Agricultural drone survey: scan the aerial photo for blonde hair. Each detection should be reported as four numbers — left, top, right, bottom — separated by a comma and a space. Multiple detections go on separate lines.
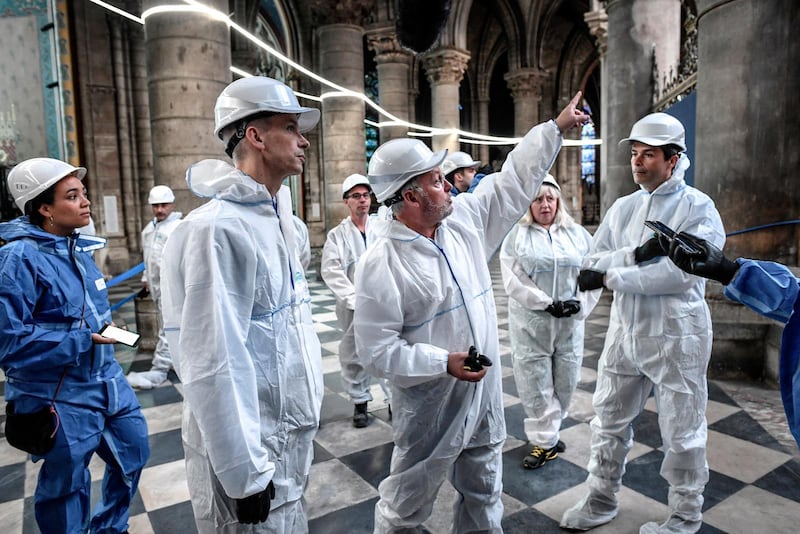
519, 182, 576, 228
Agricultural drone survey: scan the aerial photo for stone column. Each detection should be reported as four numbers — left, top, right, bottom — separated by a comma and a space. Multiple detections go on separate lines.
318, 24, 366, 230
695, 0, 800, 263
422, 47, 470, 153
504, 68, 548, 136
476, 97, 490, 165
142, 0, 231, 211
584, 0, 607, 221
366, 26, 413, 143
129, 26, 154, 227
602, 0, 681, 214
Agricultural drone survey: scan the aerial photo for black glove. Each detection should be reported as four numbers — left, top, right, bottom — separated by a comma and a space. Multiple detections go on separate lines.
463, 346, 493, 372
545, 301, 564, 317
668, 232, 740, 285
236, 481, 276, 525
578, 269, 605, 291
561, 299, 581, 317
546, 300, 582, 318
634, 235, 670, 264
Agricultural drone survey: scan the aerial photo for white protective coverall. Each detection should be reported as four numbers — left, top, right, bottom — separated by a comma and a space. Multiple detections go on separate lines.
321, 216, 389, 404
141, 210, 182, 371
573, 155, 724, 531
500, 219, 598, 449
160, 159, 323, 533
354, 121, 562, 533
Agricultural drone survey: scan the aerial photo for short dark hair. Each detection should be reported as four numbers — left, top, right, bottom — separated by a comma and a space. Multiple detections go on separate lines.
26, 182, 59, 227
661, 144, 683, 160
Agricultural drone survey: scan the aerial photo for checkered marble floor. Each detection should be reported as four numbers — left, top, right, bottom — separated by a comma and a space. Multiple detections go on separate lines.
2, 258, 799, 533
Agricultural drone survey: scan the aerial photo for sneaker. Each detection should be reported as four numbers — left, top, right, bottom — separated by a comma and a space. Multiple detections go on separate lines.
353, 402, 369, 428
560, 491, 619, 531
555, 440, 567, 453
639, 514, 701, 534
522, 445, 558, 469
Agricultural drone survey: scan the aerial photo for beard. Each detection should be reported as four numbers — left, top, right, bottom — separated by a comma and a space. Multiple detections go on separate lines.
420, 191, 453, 222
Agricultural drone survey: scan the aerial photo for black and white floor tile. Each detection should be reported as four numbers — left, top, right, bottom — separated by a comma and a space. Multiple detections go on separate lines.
1, 258, 799, 533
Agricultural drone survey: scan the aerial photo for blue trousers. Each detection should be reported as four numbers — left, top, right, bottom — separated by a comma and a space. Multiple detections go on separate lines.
20, 375, 150, 534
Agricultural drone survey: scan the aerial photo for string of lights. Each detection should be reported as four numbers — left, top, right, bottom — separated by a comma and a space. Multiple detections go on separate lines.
88, 0, 601, 147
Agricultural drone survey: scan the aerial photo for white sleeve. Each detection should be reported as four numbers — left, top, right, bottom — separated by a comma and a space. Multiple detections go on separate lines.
354, 248, 450, 388
320, 227, 357, 309
162, 219, 274, 499
499, 227, 553, 310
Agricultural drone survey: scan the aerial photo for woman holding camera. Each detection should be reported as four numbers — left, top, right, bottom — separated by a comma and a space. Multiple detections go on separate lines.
0, 157, 149, 533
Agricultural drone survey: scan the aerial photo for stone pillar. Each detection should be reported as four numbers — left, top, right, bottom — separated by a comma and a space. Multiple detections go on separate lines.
584, 0, 607, 221
366, 26, 413, 143
504, 68, 548, 136
142, 0, 231, 211
129, 26, 154, 228
422, 47, 470, 153
318, 24, 366, 230
695, 0, 800, 263
602, 0, 681, 214
476, 97, 490, 165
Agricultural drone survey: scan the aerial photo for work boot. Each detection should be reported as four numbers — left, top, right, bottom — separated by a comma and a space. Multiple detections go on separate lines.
353, 402, 369, 428
522, 445, 558, 469
639, 514, 702, 534
560, 491, 619, 531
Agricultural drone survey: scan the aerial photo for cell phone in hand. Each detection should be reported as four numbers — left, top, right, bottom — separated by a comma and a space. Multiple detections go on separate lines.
98, 324, 141, 347
643, 220, 703, 255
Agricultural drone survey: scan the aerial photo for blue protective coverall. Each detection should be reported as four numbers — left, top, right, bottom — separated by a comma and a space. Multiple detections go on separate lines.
0, 218, 150, 534
724, 259, 800, 448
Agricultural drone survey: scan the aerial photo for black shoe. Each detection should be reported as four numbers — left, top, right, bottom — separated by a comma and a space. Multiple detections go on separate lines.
555, 440, 566, 453
522, 445, 558, 469
353, 402, 369, 428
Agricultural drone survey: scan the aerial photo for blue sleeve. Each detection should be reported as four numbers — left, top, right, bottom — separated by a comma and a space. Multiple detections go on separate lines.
780, 306, 800, 449
0, 249, 90, 372
723, 259, 799, 324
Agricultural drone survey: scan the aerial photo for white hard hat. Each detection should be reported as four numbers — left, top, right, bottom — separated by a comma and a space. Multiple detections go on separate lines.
214, 76, 320, 140
7, 157, 87, 212
619, 112, 686, 151
367, 138, 447, 204
148, 185, 175, 204
341, 174, 371, 198
441, 151, 480, 176
539, 174, 560, 192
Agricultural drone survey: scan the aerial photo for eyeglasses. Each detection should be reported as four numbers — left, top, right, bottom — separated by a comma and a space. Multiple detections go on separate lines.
346, 193, 371, 200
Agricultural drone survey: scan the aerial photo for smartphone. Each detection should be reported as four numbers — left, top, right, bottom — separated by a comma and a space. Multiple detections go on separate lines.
98, 324, 141, 347
644, 220, 703, 254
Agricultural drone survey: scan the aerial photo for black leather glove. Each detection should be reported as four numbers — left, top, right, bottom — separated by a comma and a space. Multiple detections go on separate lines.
634, 235, 670, 264
463, 346, 493, 372
578, 269, 605, 291
236, 481, 276, 525
668, 232, 740, 285
545, 301, 564, 317
561, 299, 581, 317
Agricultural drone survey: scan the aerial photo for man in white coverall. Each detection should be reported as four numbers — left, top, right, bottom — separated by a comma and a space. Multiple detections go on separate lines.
353, 93, 589, 533
160, 76, 323, 533
321, 173, 389, 428
560, 113, 725, 534
128, 185, 182, 389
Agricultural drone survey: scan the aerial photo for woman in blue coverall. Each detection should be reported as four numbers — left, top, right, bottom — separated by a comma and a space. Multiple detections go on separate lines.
0, 158, 150, 533
669, 232, 800, 449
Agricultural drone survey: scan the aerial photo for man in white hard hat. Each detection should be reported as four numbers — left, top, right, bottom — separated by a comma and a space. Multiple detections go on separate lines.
321, 174, 390, 428
127, 185, 182, 390
159, 76, 323, 533
441, 151, 481, 195
560, 112, 725, 534
353, 92, 589, 532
